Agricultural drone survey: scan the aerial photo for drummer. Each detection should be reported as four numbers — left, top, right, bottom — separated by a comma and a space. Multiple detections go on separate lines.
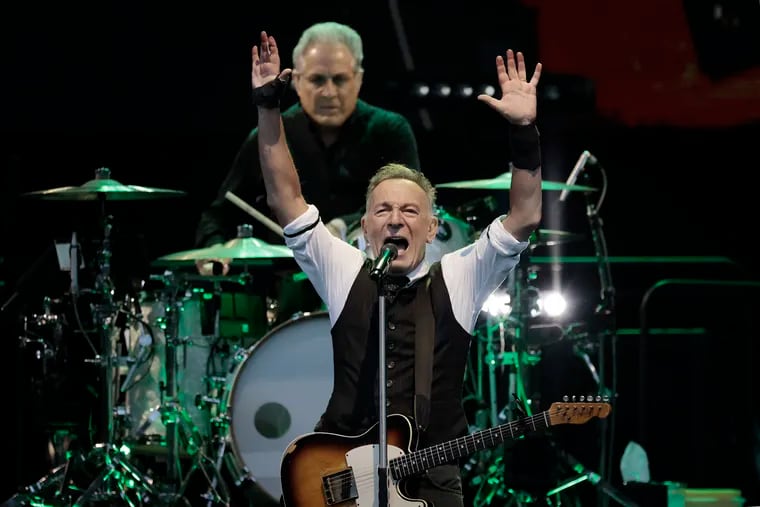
191, 21, 422, 324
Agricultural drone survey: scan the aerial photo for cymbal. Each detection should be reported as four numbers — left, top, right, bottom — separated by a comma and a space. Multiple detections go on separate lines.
155, 237, 294, 262
531, 229, 585, 247
436, 172, 596, 192
22, 167, 186, 201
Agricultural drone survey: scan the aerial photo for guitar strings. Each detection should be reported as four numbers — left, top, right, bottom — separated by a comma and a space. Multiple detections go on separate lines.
323, 406, 602, 493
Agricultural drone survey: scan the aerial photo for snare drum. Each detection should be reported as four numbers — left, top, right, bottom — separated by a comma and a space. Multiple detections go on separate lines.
348, 206, 474, 264
223, 311, 333, 502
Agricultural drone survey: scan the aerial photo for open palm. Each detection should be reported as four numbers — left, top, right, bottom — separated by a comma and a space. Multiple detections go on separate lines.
251, 30, 291, 88
478, 49, 542, 125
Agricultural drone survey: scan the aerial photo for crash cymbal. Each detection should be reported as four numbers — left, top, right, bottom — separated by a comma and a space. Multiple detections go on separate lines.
531, 229, 585, 248
22, 167, 186, 201
436, 172, 596, 192
155, 237, 294, 262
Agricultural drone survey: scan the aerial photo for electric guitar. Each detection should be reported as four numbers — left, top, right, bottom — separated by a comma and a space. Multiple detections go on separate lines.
280, 400, 611, 507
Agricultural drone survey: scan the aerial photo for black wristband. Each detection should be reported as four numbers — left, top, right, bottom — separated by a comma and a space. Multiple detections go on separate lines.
509, 123, 541, 171
251, 73, 292, 109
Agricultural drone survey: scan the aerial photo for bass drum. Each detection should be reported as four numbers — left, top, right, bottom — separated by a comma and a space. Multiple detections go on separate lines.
224, 311, 333, 502
347, 206, 474, 264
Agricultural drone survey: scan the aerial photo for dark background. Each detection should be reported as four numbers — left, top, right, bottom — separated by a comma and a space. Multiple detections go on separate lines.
1, 0, 759, 505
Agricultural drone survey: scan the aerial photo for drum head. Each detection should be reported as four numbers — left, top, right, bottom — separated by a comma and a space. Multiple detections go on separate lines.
227, 311, 333, 501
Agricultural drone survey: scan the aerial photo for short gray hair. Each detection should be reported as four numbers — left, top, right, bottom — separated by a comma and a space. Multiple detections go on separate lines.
292, 21, 364, 72
365, 163, 437, 212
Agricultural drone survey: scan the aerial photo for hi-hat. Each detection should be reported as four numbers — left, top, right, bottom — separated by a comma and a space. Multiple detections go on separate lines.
436, 172, 596, 192
155, 237, 294, 263
22, 167, 186, 201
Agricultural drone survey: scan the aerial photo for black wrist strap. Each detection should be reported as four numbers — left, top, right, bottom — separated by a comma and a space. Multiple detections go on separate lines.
251, 72, 292, 109
509, 123, 541, 171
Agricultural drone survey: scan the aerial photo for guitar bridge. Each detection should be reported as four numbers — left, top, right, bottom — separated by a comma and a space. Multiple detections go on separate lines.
322, 467, 358, 505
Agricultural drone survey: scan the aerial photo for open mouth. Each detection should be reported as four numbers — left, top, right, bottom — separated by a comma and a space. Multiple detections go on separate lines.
384, 236, 409, 252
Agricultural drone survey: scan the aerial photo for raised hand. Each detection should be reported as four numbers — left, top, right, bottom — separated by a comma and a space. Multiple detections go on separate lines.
477, 49, 542, 126
251, 30, 291, 88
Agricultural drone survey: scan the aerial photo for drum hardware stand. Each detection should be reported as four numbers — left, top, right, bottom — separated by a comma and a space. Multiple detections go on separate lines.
502, 255, 539, 420
11, 214, 157, 506
544, 439, 638, 507
473, 242, 595, 506
470, 254, 544, 507
128, 272, 220, 505
154, 274, 209, 504
73, 212, 158, 506
191, 357, 278, 506
195, 383, 234, 507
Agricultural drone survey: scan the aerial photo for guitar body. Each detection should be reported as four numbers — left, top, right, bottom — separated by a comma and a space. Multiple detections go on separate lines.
281, 413, 425, 507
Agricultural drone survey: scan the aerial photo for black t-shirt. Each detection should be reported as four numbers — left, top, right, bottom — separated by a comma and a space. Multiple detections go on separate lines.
195, 99, 421, 247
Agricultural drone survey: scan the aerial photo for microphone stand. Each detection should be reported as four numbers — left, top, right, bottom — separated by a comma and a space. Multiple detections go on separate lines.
368, 244, 398, 507
376, 280, 390, 507
583, 178, 617, 507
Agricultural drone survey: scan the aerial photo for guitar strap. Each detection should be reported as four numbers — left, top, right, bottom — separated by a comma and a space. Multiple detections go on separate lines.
413, 276, 434, 433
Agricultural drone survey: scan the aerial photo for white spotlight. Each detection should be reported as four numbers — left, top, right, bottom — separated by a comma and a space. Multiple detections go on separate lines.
479, 84, 496, 97
433, 83, 451, 97
540, 291, 568, 318
482, 292, 511, 317
457, 84, 474, 97
412, 83, 430, 97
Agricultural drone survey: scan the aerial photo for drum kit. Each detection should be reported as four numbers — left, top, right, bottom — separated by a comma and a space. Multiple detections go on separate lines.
8, 166, 609, 507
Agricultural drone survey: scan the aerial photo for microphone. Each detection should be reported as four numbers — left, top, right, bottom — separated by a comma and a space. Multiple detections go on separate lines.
369, 243, 399, 281
121, 332, 153, 391
70, 232, 79, 297
559, 150, 598, 202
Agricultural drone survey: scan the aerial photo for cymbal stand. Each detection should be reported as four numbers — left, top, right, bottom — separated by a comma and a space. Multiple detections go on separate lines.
94, 214, 116, 443
9, 211, 157, 507
71, 211, 158, 507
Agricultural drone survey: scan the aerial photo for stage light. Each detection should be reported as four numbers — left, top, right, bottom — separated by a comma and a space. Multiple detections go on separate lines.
411, 83, 430, 97
433, 83, 452, 97
538, 290, 568, 318
482, 291, 511, 317
479, 84, 496, 97
457, 84, 474, 98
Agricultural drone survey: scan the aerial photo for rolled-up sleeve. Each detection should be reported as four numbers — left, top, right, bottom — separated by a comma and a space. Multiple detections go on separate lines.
284, 205, 365, 325
441, 216, 530, 333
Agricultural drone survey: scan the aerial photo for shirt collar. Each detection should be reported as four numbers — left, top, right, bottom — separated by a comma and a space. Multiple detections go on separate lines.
405, 260, 430, 286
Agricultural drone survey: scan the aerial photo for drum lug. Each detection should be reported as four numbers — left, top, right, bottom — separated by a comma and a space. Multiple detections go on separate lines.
195, 393, 220, 411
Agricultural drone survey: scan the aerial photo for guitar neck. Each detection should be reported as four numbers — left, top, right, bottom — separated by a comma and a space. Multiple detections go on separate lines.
390, 410, 551, 480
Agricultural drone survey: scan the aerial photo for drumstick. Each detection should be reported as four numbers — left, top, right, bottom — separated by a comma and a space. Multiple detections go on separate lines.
224, 191, 284, 238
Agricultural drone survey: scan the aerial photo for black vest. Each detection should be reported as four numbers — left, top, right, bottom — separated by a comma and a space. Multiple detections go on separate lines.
317, 261, 472, 448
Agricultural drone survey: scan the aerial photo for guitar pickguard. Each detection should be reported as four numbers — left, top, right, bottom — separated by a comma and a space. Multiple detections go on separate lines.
344, 444, 425, 507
